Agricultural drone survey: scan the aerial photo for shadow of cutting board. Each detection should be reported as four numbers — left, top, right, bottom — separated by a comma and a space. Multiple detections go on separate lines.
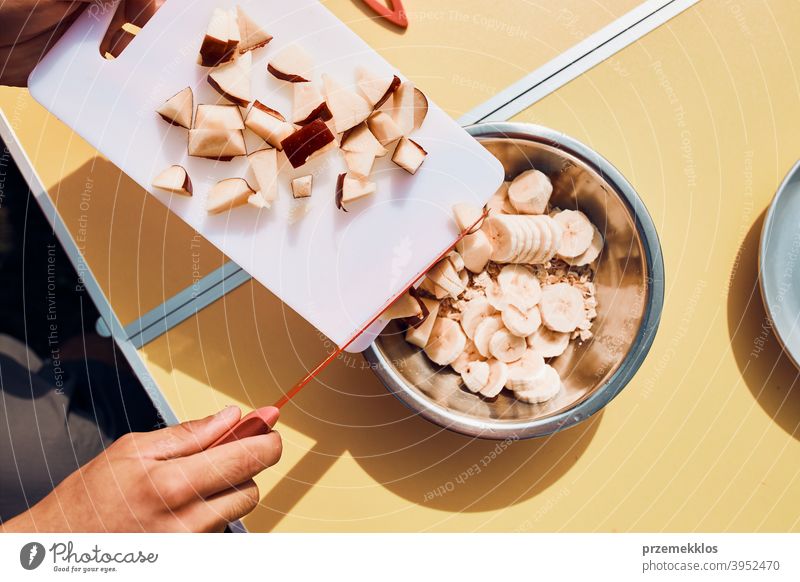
28, 0, 504, 350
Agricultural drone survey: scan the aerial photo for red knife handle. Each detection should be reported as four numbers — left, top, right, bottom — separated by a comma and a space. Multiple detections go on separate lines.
209, 407, 278, 448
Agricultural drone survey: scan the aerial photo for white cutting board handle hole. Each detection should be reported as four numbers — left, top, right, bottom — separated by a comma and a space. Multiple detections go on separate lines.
92, 0, 170, 59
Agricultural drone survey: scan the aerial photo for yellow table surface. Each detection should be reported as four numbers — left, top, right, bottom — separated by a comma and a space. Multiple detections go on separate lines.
3, 0, 799, 532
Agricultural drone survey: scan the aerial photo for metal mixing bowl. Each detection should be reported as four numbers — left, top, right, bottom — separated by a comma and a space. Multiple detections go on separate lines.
363, 122, 665, 439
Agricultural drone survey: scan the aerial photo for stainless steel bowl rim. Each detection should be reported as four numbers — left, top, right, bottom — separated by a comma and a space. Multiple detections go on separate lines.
363, 122, 666, 439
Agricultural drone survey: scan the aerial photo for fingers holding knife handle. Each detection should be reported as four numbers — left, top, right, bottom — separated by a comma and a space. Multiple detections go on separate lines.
208, 406, 280, 448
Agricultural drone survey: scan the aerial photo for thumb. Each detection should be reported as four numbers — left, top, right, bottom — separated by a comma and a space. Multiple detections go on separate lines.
148, 406, 242, 460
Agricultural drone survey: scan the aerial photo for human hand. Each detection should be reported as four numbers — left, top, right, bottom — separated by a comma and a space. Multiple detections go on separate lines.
1, 406, 282, 532
0, 0, 164, 87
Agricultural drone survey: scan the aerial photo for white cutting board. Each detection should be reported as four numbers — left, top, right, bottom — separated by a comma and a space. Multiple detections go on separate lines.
28, 0, 504, 350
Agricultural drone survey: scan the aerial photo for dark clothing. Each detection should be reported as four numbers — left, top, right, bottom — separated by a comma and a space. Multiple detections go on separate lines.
0, 353, 157, 522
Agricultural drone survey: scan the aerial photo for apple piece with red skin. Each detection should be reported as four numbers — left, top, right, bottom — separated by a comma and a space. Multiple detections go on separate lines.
367, 111, 403, 145
244, 101, 295, 150
193, 104, 243, 130
207, 51, 252, 107
292, 82, 332, 125
280, 119, 336, 169
387, 81, 415, 135
335, 173, 376, 211
392, 137, 427, 174
413, 88, 429, 129
268, 44, 313, 82
355, 67, 400, 109
322, 74, 372, 134
292, 175, 313, 199
152, 165, 192, 196
188, 129, 246, 160
247, 148, 278, 206
198, 8, 232, 67
206, 178, 255, 214
224, 8, 241, 59
236, 5, 272, 54
156, 87, 193, 129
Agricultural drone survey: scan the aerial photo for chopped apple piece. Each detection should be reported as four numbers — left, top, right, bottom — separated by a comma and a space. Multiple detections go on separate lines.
335, 173, 376, 211
452, 202, 484, 233
405, 297, 441, 348
225, 9, 241, 57
292, 175, 313, 198
208, 51, 251, 106
413, 87, 429, 129
156, 87, 193, 129
344, 151, 375, 178
236, 5, 272, 53
292, 82, 332, 125
268, 44, 313, 82
151, 165, 192, 196
199, 8, 233, 67
382, 290, 423, 320
355, 67, 400, 109
340, 123, 386, 157
392, 137, 427, 174
322, 74, 372, 134
206, 178, 255, 214
367, 111, 403, 145
280, 119, 335, 168
188, 129, 246, 160
388, 81, 415, 135
247, 193, 269, 209
194, 104, 244, 130
244, 101, 295, 149
247, 148, 278, 205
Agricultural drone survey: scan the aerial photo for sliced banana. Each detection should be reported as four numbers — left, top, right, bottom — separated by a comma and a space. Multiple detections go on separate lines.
480, 359, 509, 398
460, 298, 496, 339
424, 317, 467, 365
514, 364, 562, 404
461, 360, 490, 393
488, 329, 527, 363
505, 349, 545, 391
485, 181, 515, 215
473, 315, 504, 358
554, 209, 594, 258
485, 281, 509, 311
528, 326, 570, 358
501, 303, 542, 337
539, 283, 585, 333
451, 339, 485, 373
497, 265, 542, 309
483, 215, 518, 263
529, 217, 552, 264
456, 229, 493, 273
562, 224, 603, 266
543, 215, 564, 263
507, 169, 552, 215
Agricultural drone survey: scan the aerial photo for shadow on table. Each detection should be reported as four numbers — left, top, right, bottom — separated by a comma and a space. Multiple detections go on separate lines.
142, 278, 600, 530
45, 158, 226, 326
727, 210, 800, 440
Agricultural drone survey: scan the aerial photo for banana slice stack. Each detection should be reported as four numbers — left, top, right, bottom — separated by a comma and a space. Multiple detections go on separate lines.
382, 166, 604, 405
